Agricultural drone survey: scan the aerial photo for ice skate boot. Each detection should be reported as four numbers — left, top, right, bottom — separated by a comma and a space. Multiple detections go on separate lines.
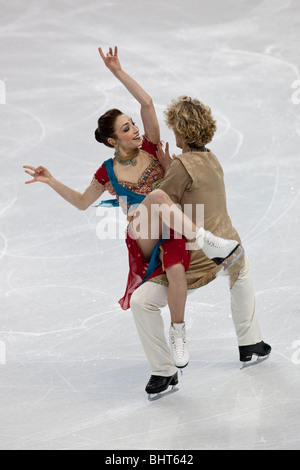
146, 372, 179, 401
195, 228, 244, 270
240, 341, 272, 369
169, 323, 190, 369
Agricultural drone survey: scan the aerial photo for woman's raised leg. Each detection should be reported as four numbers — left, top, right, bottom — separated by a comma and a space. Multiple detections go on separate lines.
130, 188, 243, 269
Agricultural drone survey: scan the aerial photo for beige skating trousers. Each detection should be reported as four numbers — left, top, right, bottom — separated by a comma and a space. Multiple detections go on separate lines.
130, 256, 262, 377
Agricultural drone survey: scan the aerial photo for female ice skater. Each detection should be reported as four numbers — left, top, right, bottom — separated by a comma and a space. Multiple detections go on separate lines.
23, 46, 242, 372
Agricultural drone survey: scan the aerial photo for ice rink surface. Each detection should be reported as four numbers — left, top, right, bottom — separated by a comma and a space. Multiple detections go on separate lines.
0, 0, 300, 451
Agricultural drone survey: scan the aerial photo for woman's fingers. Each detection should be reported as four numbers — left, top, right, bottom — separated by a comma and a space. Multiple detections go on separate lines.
98, 47, 106, 60
99, 47, 112, 60
24, 169, 35, 177
98, 46, 118, 64
23, 165, 36, 171
24, 166, 44, 175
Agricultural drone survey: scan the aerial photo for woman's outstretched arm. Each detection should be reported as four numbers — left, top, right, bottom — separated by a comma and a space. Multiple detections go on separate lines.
99, 46, 160, 144
23, 165, 105, 210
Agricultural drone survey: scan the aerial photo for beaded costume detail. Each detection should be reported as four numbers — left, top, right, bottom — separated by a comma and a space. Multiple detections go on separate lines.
117, 155, 164, 196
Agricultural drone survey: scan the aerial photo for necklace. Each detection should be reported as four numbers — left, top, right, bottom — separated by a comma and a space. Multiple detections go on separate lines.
115, 149, 139, 166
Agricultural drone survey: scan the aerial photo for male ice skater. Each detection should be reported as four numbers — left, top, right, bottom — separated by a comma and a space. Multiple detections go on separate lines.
130, 96, 271, 400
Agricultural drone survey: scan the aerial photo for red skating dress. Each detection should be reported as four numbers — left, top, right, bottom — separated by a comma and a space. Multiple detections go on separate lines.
93, 136, 191, 310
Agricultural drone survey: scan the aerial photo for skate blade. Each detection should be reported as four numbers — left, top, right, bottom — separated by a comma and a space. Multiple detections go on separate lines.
148, 385, 179, 402
222, 245, 245, 270
240, 354, 270, 370
175, 362, 189, 370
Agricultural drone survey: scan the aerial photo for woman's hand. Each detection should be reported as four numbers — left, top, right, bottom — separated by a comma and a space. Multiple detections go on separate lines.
99, 46, 122, 75
23, 165, 53, 185
156, 142, 174, 172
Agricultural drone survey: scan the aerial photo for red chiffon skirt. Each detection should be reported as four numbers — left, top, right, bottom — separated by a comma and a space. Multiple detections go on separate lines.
119, 226, 191, 310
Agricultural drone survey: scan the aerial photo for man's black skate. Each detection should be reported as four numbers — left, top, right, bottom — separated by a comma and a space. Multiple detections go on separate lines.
239, 341, 272, 369
146, 372, 179, 401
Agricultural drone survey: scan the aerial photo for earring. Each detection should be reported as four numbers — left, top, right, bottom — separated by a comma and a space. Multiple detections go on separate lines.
114, 142, 120, 158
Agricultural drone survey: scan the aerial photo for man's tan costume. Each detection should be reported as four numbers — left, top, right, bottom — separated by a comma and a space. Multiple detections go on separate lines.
131, 150, 262, 377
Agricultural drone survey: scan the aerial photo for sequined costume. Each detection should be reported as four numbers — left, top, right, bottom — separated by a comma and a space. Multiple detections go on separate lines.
93, 136, 191, 310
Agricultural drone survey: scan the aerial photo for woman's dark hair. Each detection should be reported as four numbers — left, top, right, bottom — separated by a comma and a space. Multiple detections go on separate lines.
95, 108, 123, 148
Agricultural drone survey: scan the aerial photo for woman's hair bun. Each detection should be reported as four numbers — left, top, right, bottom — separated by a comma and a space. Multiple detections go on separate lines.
94, 128, 103, 144
94, 108, 123, 148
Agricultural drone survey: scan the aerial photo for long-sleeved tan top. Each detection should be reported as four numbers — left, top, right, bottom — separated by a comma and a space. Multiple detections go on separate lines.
150, 149, 245, 289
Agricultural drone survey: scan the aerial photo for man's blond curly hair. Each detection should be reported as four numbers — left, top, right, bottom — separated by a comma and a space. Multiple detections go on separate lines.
164, 96, 217, 147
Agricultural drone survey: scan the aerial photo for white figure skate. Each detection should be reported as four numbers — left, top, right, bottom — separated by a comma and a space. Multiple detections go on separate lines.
169, 323, 190, 369
196, 228, 244, 270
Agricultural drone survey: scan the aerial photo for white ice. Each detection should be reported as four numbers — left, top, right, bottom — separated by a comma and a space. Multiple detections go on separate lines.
0, 0, 300, 451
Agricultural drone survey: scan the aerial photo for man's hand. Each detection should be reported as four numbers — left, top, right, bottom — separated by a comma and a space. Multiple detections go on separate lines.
104, 181, 117, 195
156, 142, 174, 172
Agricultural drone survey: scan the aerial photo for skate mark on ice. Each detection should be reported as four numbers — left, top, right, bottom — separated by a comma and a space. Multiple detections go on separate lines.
244, 164, 280, 243
52, 366, 78, 394
0, 197, 18, 218
0, 104, 46, 162
221, 47, 300, 81
0, 0, 50, 35
246, 190, 300, 244
214, 111, 244, 160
